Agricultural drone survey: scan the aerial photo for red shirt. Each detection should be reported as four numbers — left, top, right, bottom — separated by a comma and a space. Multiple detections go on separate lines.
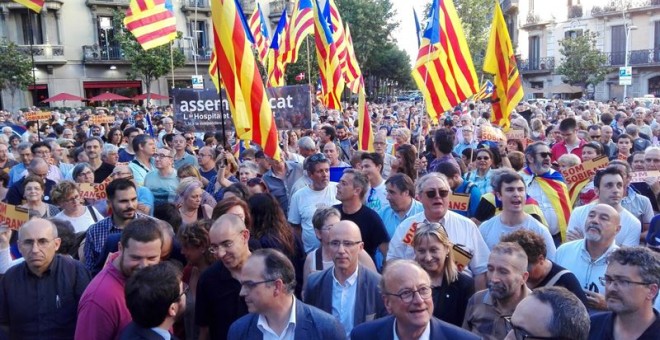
551, 139, 586, 162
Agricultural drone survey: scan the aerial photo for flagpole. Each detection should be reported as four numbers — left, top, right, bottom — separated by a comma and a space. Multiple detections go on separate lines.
215, 61, 227, 149
170, 41, 175, 88
27, 8, 40, 141
305, 35, 312, 89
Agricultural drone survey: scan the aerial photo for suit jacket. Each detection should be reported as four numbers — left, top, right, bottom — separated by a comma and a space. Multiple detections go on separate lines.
304, 265, 387, 326
119, 322, 180, 340
350, 315, 480, 340
227, 299, 344, 339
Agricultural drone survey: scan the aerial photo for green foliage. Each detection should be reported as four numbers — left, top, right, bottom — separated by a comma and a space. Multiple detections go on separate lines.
112, 11, 185, 95
556, 30, 611, 87
369, 43, 413, 89
284, 37, 319, 85
0, 40, 33, 93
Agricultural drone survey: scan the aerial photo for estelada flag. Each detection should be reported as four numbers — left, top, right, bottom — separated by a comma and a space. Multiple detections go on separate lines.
12, 0, 44, 13
124, 0, 177, 50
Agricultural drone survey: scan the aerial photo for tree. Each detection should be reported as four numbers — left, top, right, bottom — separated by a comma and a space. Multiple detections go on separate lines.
112, 11, 185, 100
555, 30, 611, 87
0, 40, 33, 109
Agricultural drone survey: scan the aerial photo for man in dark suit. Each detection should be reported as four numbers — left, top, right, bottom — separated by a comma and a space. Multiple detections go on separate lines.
304, 220, 387, 336
120, 262, 184, 340
228, 248, 345, 339
350, 260, 478, 340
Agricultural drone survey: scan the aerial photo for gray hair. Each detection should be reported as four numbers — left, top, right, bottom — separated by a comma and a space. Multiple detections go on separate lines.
531, 287, 591, 340
608, 247, 660, 296
414, 172, 449, 197
102, 143, 119, 158
342, 168, 370, 201
238, 160, 259, 174
312, 206, 341, 230
72, 162, 93, 180
645, 146, 660, 156
298, 136, 316, 151
16, 142, 32, 152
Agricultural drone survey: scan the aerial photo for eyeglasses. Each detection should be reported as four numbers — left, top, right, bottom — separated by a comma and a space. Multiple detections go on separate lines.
504, 316, 570, 340
239, 279, 277, 291
64, 195, 80, 204
186, 137, 195, 141
476, 156, 490, 161
599, 276, 651, 288
247, 177, 265, 187
328, 240, 363, 249
208, 231, 243, 253
536, 152, 552, 158
424, 189, 449, 199
20, 238, 58, 249
308, 153, 327, 162
590, 135, 601, 139
171, 283, 190, 304
383, 286, 433, 303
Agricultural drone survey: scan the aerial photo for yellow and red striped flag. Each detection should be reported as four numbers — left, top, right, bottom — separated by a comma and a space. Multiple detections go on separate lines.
208, 49, 219, 91
267, 9, 288, 87
248, 3, 270, 68
281, 0, 314, 64
313, 0, 344, 110
12, 0, 43, 12
124, 0, 177, 50
344, 23, 362, 94
483, 0, 524, 130
325, 0, 349, 76
211, 0, 281, 160
357, 78, 374, 152
411, 0, 478, 123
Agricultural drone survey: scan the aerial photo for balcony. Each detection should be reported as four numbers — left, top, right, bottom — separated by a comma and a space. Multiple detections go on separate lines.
603, 49, 660, 67
17, 44, 66, 65
82, 44, 128, 63
500, 0, 519, 14
85, 0, 129, 9
178, 46, 213, 63
269, 0, 294, 19
592, 0, 660, 18
568, 5, 583, 19
0, 0, 64, 10
518, 57, 555, 74
181, 0, 211, 15
520, 13, 552, 30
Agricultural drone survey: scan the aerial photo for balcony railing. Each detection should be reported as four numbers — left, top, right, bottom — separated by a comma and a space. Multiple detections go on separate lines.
178, 46, 213, 62
604, 49, 660, 67
85, 0, 129, 7
568, 5, 583, 19
518, 57, 555, 73
592, 0, 660, 17
17, 44, 66, 64
82, 44, 125, 62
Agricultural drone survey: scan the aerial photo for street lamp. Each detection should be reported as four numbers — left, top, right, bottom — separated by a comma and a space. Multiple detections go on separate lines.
623, 23, 637, 99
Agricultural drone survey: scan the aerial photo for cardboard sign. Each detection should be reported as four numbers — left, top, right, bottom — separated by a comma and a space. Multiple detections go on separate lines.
505, 129, 525, 140
0, 203, 29, 230
480, 125, 501, 142
90, 115, 116, 125
630, 170, 660, 183
79, 177, 113, 201
401, 221, 472, 272
561, 156, 609, 184
25, 111, 52, 121
448, 193, 470, 212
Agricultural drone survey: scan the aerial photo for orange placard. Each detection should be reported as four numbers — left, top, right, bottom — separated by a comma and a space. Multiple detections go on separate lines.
448, 193, 470, 212
630, 170, 660, 183
0, 203, 29, 230
79, 176, 113, 201
560, 156, 609, 184
25, 111, 52, 121
90, 115, 116, 125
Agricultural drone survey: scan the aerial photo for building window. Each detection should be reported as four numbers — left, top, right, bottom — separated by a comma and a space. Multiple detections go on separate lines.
189, 20, 209, 58
611, 25, 625, 65
655, 22, 660, 62
97, 16, 120, 60
565, 30, 583, 39
529, 36, 540, 69
20, 12, 43, 45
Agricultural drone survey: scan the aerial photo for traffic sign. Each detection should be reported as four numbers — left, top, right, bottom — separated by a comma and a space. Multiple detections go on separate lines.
619, 66, 632, 86
192, 75, 204, 89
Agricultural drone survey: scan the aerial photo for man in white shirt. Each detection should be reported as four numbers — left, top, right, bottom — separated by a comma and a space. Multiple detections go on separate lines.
566, 166, 641, 246
555, 204, 621, 311
479, 169, 556, 260
289, 153, 339, 252
361, 152, 389, 212
386, 173, 490, 290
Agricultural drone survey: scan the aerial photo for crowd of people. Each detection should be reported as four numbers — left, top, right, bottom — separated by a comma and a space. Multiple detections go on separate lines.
0, 97, 659, 340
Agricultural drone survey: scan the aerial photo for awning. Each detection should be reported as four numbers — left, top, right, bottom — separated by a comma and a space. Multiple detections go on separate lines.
83, 81, 141, 89
27, 84, 47, 90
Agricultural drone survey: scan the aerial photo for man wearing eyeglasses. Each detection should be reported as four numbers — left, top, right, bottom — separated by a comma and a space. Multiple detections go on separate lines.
229, 248, 344, 339
0, 218, 91, 339
196, 214, 251, 340
463, 242, 532, 339
350, 260, 478, 339
144, 148, 179, 206
304, 221, 386, 336
120, 262, 186, 340
588, 247, 660, 340
4, 157, 57, 205
504, 286, 590, 340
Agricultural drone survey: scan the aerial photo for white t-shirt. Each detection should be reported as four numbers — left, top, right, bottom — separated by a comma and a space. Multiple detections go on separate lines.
55, 206, 103, 233
479, 214, 556, 261
288, 183, 339, 252
555, 239, 619, 295
386, 210, 490, 276
366, 180, 389, 213
567, 203, 641, 247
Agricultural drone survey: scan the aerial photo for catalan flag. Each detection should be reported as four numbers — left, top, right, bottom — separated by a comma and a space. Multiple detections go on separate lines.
473, 80, 495, 101
248, 3, 270, 68
344, 23, 362, 94
411, 0, 478, 123
313, 0, 344, 110
324, 0, 349, 78
124, 0, 177, 50
281, 0, 314, 64
267, 10, 288, 87
357, 78, 374, 152
483, 0, 524, 130
208, 50, 219, 90
211, 0, 280, 160
12, 0, 43, 13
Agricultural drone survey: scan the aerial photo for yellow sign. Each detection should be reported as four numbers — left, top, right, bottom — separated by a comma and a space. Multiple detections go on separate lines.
480, 125, 505, 142
448, 193, 470, 212
25, 111, 52, 121
560, 156, 609, 184
79, 177, 113, 201
630, 170, 660, 183
0, 203, 29, 230
90, 115, 116, 125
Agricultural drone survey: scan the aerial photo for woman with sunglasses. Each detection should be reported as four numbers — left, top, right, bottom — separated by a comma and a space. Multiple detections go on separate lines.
463, 148, 494, 194
246, 177, 269, 196
176, 178, 213, 226
412, 222, 474, 327
51, 180, 102, 233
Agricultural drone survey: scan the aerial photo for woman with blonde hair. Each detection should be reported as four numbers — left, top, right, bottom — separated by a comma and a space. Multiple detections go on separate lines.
176, 178, 213, 225
412, 221, 474, 327
177, 164, 217, 207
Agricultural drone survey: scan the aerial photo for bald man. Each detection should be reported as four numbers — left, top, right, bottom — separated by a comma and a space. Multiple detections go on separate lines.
5, 157, 57, 205
196, 215, 251, 340
350, 260, 478, 339
304, 221, 386, 336
556, 204, 621, 311
0, 219, 91, 339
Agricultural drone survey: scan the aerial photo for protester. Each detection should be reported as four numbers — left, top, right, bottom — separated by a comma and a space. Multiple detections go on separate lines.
176, 178, 213, 225
51, 180, 103, 233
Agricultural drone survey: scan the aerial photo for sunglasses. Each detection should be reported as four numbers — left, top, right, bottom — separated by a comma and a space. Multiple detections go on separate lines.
424, 189, 449, 199
247, 177, 265, 187
536, 152, 552, 158
476, 156, 490, 161
308, 153, 327, 162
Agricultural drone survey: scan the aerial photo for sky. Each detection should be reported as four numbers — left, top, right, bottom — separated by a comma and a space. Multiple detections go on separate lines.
391, 0, 427, 67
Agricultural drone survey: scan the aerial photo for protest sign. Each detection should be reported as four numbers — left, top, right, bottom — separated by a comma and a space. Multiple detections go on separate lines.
480, 125, 504, 142
505, 129, 525, 140
448, 193, 470, 212
90, 115, 116, 125
630, 170, 660, 183
560, 156, 609, 184
25, 112, 52, 121
0, 203, 29, 230
172, 84, 312, 133
79, 177, 113, 201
